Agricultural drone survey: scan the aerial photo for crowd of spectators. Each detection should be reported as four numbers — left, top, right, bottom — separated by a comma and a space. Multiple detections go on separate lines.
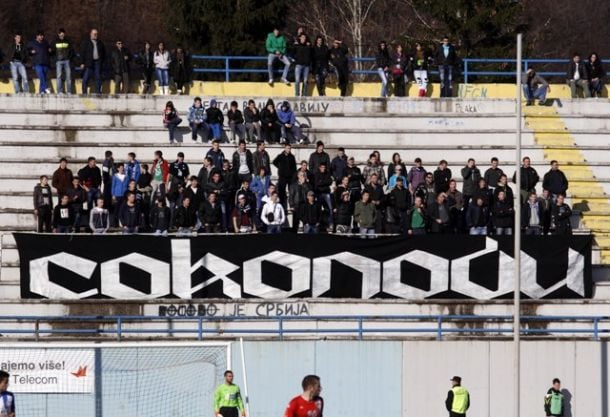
33, 141, 575, 237
5, 27, 605, 98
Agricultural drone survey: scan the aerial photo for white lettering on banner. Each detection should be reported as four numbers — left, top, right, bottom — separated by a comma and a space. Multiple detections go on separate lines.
312, 252, 380, 298
451, 238, 511, 298
171, 240, 241, 298
243, 251, 311, 298
0, 349, 94, 393
521, 248, 585, 298
383, 251, 450, 298
30, 252, 98, 299
100, 253, 170, 298
22, 238, 588, 299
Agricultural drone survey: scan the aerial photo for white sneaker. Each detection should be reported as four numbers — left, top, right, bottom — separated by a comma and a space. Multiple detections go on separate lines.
268, 79, 274, 86
298, 138, 304, 145
45, 88, 51, 94
281, 78, 290, 85
279, 137, 286, 144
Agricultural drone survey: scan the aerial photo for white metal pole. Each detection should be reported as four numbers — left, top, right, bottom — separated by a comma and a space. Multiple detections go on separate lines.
240, 338, 251, 417
514, 33, 523, 417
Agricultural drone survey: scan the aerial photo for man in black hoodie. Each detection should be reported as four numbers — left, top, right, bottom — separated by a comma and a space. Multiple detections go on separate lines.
110, 39, 131, 94
273, 143, 297, 209
294, 33, 312, 96
435, 36, 458, 98
314, 163, 334, 230
376, 41, 391, 97
512, 156, 539, 203
52, 28, 74, 94
330, 39, 349, 96
312, 36, 330, 96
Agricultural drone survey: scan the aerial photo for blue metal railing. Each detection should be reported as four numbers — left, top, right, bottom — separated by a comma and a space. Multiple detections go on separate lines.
190, 55, 571, 83
0, 314, 608, 341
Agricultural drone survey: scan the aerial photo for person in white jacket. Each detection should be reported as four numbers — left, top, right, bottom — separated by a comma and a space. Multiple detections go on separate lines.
154, 42, 171, 94
261, 192, 285, 234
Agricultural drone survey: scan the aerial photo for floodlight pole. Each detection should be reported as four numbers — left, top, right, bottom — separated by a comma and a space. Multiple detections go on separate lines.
514, 32, 523, 417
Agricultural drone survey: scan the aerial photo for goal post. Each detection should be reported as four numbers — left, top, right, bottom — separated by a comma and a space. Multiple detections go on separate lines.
0, 341, 231, 417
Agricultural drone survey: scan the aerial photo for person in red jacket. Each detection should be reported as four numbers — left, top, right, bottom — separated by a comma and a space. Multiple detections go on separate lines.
150, 150, 170, 204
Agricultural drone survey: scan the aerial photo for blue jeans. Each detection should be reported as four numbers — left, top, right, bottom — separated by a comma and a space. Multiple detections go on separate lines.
294, 65, 310, 96
523, 85, 548, 102
469, 226, 487, 235
304, 224, 317, 234
165, 118, 182, 142
87, 187, 101, 210
439, 65, 453, 97
56, 225, 72, 234
34, 64, 49, 93
209, 123, 222, 140
377, 68, 389, 97
267, 225, 282, 234
496, 227, 512, 235
82, 60, 102, 94
267, 54, 290, 81
280, 124, 302, 143
359, 227, 375, 238
315, 67, 327, 96
156, 68, 169, 86
10, 61, 29, 93
56, 60, 72, 93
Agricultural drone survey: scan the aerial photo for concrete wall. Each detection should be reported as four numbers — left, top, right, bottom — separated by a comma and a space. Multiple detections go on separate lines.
229, 340, 609, 417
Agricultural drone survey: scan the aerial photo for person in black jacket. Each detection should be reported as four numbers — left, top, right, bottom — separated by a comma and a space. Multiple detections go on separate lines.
376, 41, 391, 97
435, 36, 458, 98
260, 99, 281, 143
231, 140, 254, 182
52, 29, 74, 94
587, 53, 606, 98
150, 198, 170, 236
542, 160, 569, 200
227, 101, 246, 143
119, 192, 141, 234
34, 175, 54, 232
329, 39, 349, 96
200, 192, 222, 233
392, 44, 409, 97
78, 157, 103, 209
294, 34, 312, 96
433, 160, 452, 194
314, 163, 334, 230
427, 193, 451, 234
312, 36, 330, 96
300, 191, 322, 234
551, 194, 572, 235
53, 195, 75, 234
512, 156, 540, 203
566, 52, 591, 98
206, 99, 225, 142
171, 46, 191, 94
9, 33, 29, 93
388, 177, 411, 233
27, 31, 52, 94
289, 171, 311, 233
244, 99, 262, 142
110, 39, 131, 94
272, 143, 297, 208
138, 41, 155, 94
491, 191, 514, 235
80, 29, 106, 94
174, 197, 197, 236
466, 197, 490, 235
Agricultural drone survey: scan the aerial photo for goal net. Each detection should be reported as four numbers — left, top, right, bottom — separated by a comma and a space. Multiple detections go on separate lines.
0, 342, 230, 417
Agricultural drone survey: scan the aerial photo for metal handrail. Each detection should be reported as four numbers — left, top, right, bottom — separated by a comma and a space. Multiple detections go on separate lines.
0, 314, 608, 341
188, 55, 574, 82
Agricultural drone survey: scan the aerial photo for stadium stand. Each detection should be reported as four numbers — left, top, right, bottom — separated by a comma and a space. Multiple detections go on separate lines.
0, 94, 608, 300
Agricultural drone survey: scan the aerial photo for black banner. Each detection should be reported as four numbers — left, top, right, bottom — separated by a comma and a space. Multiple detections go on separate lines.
14, 233, 592, 300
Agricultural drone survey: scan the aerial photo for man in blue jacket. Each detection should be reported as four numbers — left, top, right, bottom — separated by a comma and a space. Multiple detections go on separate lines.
278, 101, 304, 144
28, 31, 52, 94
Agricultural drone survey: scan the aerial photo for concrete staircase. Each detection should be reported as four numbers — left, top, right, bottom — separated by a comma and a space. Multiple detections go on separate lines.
0, 94, 608, 299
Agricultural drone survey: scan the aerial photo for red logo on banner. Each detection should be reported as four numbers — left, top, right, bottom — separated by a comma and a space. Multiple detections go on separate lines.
71, 366, 87, 378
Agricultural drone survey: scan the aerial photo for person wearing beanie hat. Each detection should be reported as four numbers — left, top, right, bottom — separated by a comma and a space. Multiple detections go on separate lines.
446, 376, 470, 417
206, 98, 224, 142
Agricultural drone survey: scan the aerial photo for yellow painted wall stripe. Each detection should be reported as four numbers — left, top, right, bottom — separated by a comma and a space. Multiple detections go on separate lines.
524, 106, 610, 263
